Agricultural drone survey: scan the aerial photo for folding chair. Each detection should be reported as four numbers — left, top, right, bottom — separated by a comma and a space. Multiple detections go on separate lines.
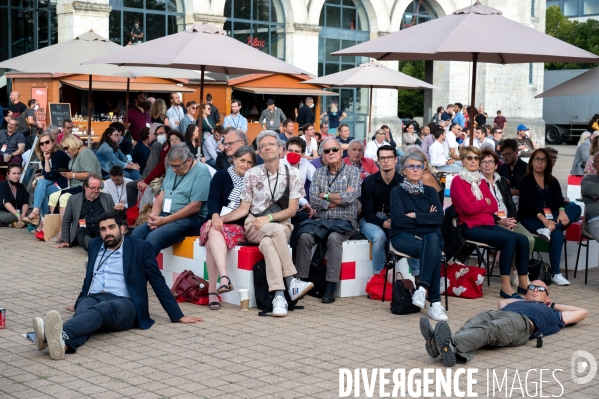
574, 217, 594, 285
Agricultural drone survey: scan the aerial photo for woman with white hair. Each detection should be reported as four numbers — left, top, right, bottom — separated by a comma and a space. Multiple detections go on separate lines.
365, 129, 389, 161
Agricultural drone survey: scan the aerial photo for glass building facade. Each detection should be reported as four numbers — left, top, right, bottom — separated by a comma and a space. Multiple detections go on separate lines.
547, 0, 599, 17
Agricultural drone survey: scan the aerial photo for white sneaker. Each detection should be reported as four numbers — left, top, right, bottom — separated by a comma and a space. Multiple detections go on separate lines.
536, 228, 551, 242
428, 303, 448, 322
412, 287, 426, 308
552, 273, 570, 286
272, 295, 288, 317
287, 278, 314, 302
44, 310, 65, 360
510, 268, 519, 287
32, 317, 46, 351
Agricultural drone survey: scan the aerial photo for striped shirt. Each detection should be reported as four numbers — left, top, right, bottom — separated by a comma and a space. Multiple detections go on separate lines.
309, 163, 360, 220
89, 242, 130, 298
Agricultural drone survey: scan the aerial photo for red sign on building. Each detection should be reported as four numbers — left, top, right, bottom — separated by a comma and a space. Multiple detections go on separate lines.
247, 36, 265, 49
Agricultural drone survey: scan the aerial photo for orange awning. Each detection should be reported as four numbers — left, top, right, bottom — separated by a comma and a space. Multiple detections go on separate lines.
60, 80, 195, 93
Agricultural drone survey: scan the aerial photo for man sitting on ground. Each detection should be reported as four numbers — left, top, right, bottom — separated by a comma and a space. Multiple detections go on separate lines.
0, 118, 26, 165
103, 166, 131, 220
295, 137, 360, 303
56, 175, 114, 252
33, 212, 202, 360
420, 280, 588, 367
359, 145, 403, 273
220, 130, 313, 317
132, 144, 211, 255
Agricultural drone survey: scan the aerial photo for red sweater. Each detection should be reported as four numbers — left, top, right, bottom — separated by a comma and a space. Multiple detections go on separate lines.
450, 176, 498, 228
343, 157, 379, 180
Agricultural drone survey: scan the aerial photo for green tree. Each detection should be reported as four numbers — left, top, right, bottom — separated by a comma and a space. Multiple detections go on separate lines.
397, 60, 425, 118
545, 5, 599, 70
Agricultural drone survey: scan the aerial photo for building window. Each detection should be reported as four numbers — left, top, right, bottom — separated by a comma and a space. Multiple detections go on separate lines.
531, 0, 536, 16
0, 0, 57, 62
401, 0, 438, 29
529, 63, 533, 85
108, 0, 186, 46
318, 0, 370, 138
584, 0, 599, 15
224, 0, 286, 60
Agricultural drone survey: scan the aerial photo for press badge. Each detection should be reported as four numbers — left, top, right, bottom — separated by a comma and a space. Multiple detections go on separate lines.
0, 144, 6, 152
543, 208, 553, 220
497, 210, 506, 219
78, 219, 86, 228
269, 120, 274, 126
163, 198, 172, 213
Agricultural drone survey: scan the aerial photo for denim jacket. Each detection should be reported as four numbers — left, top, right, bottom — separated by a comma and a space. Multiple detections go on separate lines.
96, 142, 128, 173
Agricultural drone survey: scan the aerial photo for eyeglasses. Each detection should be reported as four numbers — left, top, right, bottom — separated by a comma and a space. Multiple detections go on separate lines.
532, 157, 547, 163
403, 164, 425, 171
501, 151, 515, 157
40, 140, 52, 146
169, 158, 190, 170
87, 186, 101, 191
464, 155, 480, 161
190, 106, 197, 110
480, 160, 495, 166
62, 147, 70, 151
376, 132, 386, 136
111, 133, 120, 137
378, 155, 396, 163
224, 140, 242, 148
323, 147, 340, 155
527, 284, 548, 294
453, 127, 463, 131
7, 123, 17, 127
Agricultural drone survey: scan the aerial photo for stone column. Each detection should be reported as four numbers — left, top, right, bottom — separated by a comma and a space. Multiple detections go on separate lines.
286, 24, 321, 77
57, 0, 111, 43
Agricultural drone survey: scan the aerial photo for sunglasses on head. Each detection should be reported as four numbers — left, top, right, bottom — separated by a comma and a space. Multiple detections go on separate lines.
528, 284, 548, 293
40, 140, 52, 146
323, 147, 340, 154
62, 147, 69, 151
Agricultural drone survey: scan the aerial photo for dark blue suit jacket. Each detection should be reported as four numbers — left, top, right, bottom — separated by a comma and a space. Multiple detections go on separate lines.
76, 236, 184, 329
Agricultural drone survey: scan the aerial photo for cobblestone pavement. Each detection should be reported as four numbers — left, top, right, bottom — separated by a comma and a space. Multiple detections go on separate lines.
1, 144, 598, 398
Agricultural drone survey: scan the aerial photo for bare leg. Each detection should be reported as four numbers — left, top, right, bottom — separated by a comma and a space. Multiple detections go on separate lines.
205, 242, 220, 307
207, 229, 229, 280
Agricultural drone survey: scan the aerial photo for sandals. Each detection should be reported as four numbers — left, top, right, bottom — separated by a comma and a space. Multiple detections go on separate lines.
208, 293, 220, 310
216, 276, 234, 294
23, 212, 40, 226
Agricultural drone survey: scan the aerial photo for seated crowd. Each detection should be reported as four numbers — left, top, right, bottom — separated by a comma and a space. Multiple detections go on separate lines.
0, 105, 584, 325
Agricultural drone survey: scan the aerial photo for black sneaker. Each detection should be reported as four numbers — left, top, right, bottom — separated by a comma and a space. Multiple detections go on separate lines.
434, 321, 456, 367
419, 317, 439, 358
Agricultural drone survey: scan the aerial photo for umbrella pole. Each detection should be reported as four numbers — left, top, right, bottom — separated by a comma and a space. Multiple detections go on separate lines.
199, 65, 205, 152
368, 86, 373, 138
125, 78, 130, 130
469, 52, 479, 146
88, 75, 93, 148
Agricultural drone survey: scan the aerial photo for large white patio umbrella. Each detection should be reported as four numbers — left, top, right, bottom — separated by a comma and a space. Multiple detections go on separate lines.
333, 1, 599, 145
0, 31, 211, 134
300, 61, 438, 135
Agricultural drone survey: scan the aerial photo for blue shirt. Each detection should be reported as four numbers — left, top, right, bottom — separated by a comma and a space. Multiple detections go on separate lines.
223, 114, 248, 133
503, 301, 565, 338
89, 242, 131, 298
453, 112, 465, 128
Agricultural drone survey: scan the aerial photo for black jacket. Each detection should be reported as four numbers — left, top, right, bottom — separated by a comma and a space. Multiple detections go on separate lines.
360, 171, 403, 228
206, 170, 245, 226
440, 205, 467, 261
297, 105, 314, 126
119, 137, 133, 156
517, 174, 565, 220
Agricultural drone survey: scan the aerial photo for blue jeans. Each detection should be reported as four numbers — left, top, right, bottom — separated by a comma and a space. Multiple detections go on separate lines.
390, 232, 444, 303
359, 219, 388, 273
407, 258, 420, 276
132, 212, 204, 256
33, 179, 60, 215
63, 293, 136, 352
123, 169, 141, 180
461, 224, 529, 276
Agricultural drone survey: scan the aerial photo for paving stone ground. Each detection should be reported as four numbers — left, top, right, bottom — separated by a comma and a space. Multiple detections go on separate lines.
1, 144, 598, 399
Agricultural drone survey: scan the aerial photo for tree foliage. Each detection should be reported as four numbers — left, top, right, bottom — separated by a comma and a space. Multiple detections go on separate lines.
397, 60, 425, 118
545, 6, 599, 70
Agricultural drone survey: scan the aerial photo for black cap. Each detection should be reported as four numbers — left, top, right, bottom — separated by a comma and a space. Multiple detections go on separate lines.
266, 99, 275, 105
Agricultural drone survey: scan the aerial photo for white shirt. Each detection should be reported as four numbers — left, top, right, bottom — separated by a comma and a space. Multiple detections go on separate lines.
282, 157, 315, 207
102, 177, 132, 208
300, 135, 318, 157
364, 139, 389, 161
488, 173, 508, 215
429, 140, 449, 167
445, 131, 458, 150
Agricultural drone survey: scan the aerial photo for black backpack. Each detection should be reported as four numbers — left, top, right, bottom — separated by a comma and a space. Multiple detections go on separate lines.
390, 273, 421, 315
253, 259, 302, 316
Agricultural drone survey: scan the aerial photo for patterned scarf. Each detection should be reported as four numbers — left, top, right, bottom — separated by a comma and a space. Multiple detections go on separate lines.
227, 166, 244, 209
400, 179, 424, 195
458, 168, 484, 200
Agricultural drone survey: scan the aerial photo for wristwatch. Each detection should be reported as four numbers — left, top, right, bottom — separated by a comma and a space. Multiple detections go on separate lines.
72, 172, 75, 179
550, 302, 556, 309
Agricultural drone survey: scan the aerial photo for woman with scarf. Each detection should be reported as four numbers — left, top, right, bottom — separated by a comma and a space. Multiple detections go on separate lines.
199, 146, 256, 310
389, 151, 447, 321
450, 146, 530, 299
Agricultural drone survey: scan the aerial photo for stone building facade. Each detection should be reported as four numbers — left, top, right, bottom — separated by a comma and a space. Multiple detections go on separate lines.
1, 0, 548, 141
